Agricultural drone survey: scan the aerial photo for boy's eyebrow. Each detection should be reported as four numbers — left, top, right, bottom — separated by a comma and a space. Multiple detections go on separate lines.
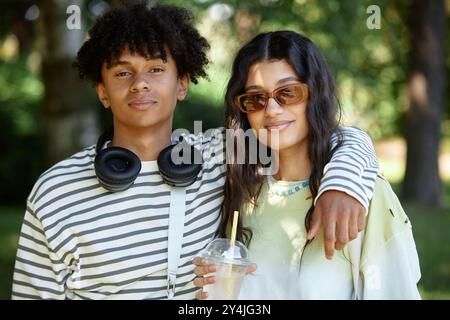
245, 76, 300, 91
107, 55, 166, 69
107, 60, 132, 69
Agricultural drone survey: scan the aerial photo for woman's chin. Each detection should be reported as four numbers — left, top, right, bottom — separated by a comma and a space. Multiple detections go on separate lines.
271, 138, 308, 152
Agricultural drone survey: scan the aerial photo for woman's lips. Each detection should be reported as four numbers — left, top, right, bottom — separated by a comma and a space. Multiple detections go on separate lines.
264, 121, 294, 131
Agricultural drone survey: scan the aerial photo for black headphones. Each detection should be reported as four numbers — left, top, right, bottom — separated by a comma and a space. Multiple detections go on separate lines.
94, 128, 202, 192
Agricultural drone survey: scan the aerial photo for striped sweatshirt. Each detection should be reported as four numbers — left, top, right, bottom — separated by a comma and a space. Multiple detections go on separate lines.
12, 126, 379, 300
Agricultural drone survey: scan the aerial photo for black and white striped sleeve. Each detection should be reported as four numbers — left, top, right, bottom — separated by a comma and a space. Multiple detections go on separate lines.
315, 127, 379, 212
11, 200, 68, 300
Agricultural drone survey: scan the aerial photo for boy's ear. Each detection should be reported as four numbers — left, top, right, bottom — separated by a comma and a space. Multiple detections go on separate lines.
177, 74, 190, 101
95, 83, 110, 108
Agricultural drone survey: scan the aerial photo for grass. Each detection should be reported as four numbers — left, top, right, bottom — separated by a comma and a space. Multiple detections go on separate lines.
0, 206, 23, 300
407, 205, 450, 300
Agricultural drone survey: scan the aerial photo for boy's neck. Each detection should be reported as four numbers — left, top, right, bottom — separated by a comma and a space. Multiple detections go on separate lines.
273, 140, 311, 181
110, 121, 173, 161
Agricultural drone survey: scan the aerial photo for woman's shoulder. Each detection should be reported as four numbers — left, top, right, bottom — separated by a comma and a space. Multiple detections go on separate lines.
370, 175, 406, 215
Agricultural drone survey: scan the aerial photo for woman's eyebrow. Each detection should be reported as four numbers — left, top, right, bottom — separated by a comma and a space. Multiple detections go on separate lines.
245, 77, 300, 91
245, 84, 263, 91
276, 76, 300, 85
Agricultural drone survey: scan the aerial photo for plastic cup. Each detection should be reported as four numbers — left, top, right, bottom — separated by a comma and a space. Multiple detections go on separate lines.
199, 238, 251, 300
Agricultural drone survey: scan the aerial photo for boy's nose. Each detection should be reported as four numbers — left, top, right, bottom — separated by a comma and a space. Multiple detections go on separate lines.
131, 75, 151, 92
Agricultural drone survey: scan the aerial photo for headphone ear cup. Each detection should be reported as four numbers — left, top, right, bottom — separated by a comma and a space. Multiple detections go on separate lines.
94, 146, 142, 192
157, 143, 202, 187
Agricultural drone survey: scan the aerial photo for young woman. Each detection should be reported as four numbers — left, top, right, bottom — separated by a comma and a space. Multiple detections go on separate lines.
193, 31, 421, 299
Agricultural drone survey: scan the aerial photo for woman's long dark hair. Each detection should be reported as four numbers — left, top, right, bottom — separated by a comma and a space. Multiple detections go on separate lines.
220, 31, 343, 247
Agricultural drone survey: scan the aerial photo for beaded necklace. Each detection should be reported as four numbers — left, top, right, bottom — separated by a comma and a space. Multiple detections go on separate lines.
267, 175, 309, 197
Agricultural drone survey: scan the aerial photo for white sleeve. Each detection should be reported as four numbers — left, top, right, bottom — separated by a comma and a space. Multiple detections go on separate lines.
359, 177, 421, 300
360, 230, 421, 300
315, 127, 379, 212
12, 200, 68, 299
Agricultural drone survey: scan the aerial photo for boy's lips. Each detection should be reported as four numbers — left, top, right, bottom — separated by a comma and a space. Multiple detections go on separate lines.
128, 99, 157, 110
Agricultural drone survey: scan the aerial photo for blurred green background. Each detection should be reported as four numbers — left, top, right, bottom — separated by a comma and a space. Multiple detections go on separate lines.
0, 0, 449, 299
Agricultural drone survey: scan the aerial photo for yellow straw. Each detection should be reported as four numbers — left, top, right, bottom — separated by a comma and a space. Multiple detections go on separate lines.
221, 210, 240, 299
225, 210, 239, 278
230, 210, 239, 251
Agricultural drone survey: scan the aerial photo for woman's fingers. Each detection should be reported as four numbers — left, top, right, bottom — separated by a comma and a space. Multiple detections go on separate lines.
246, 263, 257, 275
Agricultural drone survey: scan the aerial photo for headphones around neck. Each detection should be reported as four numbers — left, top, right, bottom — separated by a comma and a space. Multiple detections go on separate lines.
94, 128, 202, 192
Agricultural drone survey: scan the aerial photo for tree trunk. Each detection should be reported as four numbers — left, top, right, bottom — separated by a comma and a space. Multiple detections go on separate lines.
37, 0, 99, 166
402, 0, 447, 206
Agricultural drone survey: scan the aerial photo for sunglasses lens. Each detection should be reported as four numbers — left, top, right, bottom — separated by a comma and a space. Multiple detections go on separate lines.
239, 94, 266, 112
237, 84, 308, 112
275, 85, 306, 105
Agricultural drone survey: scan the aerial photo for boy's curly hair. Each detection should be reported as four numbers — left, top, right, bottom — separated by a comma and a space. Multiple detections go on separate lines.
74, 3, 210, 84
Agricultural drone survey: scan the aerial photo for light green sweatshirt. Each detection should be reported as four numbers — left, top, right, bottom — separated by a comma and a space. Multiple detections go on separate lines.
239, 175, 421, 299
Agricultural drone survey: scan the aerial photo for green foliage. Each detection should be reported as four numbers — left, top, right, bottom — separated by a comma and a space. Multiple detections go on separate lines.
198, 0, 413, 139
174, 64, 228, 131
0, 55, 46, 203
167, 0, 449, 140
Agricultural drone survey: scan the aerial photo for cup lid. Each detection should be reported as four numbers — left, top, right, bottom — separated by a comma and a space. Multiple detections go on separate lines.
199, 238, 250, 266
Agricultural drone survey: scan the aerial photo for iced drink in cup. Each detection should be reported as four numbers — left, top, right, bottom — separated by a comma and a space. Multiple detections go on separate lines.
199, 238, 251, 300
